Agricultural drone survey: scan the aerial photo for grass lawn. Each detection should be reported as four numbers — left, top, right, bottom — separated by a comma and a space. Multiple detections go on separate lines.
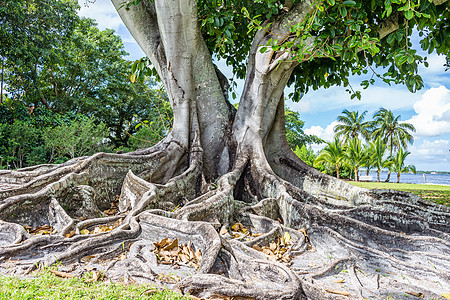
348, 181, 450, 206
0, 269, 188, 300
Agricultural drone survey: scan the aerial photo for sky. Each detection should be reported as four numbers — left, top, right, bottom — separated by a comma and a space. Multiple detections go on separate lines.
78, 0, 450, 171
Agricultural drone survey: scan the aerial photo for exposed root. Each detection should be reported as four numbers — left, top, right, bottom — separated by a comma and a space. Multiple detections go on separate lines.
0, 138, 449, 299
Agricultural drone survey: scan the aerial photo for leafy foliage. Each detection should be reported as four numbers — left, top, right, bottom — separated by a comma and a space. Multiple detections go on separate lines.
249, 0, 448, 99
334, 109, 372, 143
0, 0, 174, 168
43, 116, 109, 160
126, 0, 448, 102
372, 108, 415, 156
343, 137, 365, 181
293, 145, 317, 167
388, 147, 416, 183
314, 137, 345, 179
314, 108, 416, 181
285, 108, 322, 150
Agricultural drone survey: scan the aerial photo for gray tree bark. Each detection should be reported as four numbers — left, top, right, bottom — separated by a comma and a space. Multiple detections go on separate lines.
0, 1, 449, 299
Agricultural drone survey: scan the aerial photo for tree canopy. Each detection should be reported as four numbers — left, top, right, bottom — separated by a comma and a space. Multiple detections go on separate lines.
129, 0, 449, 100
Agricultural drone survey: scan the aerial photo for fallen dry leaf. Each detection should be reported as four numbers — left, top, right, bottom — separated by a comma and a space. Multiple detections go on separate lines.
153, 238, 201, 268
65, 230, 75, 238
405, 291, 424, 298
140, 288, 158, 296
81, 255, 96, 263
252, 245, 263, 251
103, 200, 119, 216
49, 269, 74, 278
231, 223, 244, 231
333, 278, 345, 283
92, 271, 101, 281
219, 227, 228, 235
441, 293, 450, 300
85, 271, 103, 283
282, 232, 291, 245
252, 233, 293, 264
297, 228, 310, 243
157, 273, 181, 283
325, 289, 350, 297
28, 225, 54, 235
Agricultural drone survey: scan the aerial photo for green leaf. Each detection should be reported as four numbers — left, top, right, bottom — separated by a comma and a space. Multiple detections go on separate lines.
339, 6, 347, 18
327, 0, 335, 5
404, 10, 414, 20
396, 55, 408, 65
386, 5, 392, 17
343, 0, 356, 6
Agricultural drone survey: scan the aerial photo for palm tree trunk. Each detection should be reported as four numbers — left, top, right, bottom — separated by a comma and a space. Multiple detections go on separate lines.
397, 172, 400, 183
336, 166, 340, 179
385, 137, 393, 182
377, 168, 380, 182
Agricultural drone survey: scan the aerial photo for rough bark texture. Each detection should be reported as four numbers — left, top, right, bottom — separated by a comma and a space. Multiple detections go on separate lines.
1, 1, 449, 299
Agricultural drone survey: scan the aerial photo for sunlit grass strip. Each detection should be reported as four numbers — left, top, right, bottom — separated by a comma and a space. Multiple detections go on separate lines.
0, 269, 188, 300
349, 181, 450, 206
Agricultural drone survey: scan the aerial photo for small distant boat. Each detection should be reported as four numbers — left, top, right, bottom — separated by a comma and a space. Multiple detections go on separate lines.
431, 172, 437, 174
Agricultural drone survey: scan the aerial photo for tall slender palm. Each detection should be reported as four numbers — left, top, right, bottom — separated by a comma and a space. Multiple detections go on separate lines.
334, 109, 372, 143
371, 136, 389, 182
343, 137, 365, 181
314, 137, 344, 179
372, 108, 415, 182
362, 143, 375, 176
389, 148, 416, 183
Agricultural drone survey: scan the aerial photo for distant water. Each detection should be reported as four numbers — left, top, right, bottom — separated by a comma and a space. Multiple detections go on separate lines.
364, 172, 450, 186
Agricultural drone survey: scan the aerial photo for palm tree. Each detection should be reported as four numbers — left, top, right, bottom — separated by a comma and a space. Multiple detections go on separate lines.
362, 143, 375, 176
334, 109, 372, 143
343, 137, 365, 181
372, 108, 415, 182
371, 136, 389, 182
389, 147, 416, 183
314, 137, 344, 179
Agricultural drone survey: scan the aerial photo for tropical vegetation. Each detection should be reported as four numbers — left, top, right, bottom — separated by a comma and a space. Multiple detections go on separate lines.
305, 108, 416, 183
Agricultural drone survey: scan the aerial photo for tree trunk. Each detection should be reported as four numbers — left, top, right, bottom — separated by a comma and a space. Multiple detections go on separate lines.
385, 138, 393, 182
0, 1, 449, 299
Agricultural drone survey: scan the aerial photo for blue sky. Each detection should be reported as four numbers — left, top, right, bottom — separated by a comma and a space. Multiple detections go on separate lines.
78, 1, 450, 171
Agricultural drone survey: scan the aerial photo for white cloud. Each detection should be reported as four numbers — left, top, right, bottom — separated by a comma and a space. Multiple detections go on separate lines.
419, 54, 447, 75
405, 86, 450, 137
304, 121, 339, 152
78, 0, 122, 31
408, 139, 450, 165
288, 84, 424, 114
305, 121, 338, 142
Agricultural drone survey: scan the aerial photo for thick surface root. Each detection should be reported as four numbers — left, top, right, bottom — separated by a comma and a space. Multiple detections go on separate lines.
0, 144, 449, 300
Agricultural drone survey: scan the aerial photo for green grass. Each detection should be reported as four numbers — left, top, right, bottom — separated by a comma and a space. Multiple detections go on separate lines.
348, 181, 450, 206
0, 269, 188, 300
